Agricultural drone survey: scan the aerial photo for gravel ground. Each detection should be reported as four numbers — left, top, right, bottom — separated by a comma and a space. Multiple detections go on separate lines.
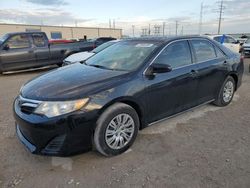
0, 60, 249, 188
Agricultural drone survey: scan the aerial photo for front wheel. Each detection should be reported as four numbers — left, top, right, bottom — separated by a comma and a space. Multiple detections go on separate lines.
213, 76, 235, 107
94, 103, 139, 157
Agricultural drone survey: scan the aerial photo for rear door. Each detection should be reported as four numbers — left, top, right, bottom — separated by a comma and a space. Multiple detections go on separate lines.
145, 40, 199, 123
189, 39, 227, 104
32, 33, 51, 66
0, 34, 35, 71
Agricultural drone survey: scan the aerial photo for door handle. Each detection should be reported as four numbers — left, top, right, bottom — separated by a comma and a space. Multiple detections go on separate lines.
223, 60, 227, 64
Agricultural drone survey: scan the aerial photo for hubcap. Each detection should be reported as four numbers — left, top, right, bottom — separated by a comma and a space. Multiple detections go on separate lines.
223, 80, 234, 103
105, 113, 135, 150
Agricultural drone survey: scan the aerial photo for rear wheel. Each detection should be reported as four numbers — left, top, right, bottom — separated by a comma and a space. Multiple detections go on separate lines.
94, 103, 139, 157
213, 76, 235, 106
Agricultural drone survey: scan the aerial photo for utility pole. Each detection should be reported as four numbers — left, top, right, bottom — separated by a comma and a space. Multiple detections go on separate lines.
175, 21, 179, 36
109, 19, 111, 28
75, 20, 78, 27
148, 24, 151, 36
132, 25, 135, 37
199, 2, 203, 35
162, 22, 166, 36
113, 19, 115, 29
181, 26, 184, 35
218, 0, 224, 34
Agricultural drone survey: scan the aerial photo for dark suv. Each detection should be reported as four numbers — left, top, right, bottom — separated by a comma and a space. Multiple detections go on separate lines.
14, 36, 244, 157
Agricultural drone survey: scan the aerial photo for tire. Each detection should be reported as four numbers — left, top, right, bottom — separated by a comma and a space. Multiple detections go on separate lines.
94, 103, 139, 157
57, 63, 63, 67
213, 76, 235, 107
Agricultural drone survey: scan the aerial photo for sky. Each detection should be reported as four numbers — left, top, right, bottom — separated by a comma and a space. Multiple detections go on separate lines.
0, 0, 249, 36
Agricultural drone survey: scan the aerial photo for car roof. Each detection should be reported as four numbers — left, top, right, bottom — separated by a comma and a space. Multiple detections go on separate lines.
206, 34, 235, 38
123, 35, 212, 44
7, 31, 45, 36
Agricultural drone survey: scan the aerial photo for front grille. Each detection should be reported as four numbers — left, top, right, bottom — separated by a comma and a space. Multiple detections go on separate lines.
17, 96, 41, 114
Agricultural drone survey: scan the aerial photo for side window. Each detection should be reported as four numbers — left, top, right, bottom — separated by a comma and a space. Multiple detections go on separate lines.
6, 34, 30, 49
226, 36, 236, 44
32, 34, 46, 47
191, 40, 216, 62
213, 36, 221, 43
215, 46, 225, 58
154, 41, 192, 69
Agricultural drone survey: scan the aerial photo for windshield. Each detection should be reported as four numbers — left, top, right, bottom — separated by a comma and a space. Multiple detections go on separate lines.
85, 41, 159, 71
92, 41, 116, 53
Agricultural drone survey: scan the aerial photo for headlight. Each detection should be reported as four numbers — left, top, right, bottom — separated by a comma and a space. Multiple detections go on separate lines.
34, 98, 89, 118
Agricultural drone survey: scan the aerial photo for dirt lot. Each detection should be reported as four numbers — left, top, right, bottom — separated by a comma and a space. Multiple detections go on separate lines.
0, 60, 250, 188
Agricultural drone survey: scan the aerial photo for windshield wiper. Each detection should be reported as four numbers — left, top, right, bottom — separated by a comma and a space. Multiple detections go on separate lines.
88, 64, 115, 70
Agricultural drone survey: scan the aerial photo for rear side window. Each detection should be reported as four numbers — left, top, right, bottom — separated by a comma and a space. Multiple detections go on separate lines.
225, 36, 236, 44
190, 40, 216, 62
6, 34, 30, 49
154, 40, 192, 69
215, 46, 225, 58
214, 36, 221, 43
32, 34, 46, 47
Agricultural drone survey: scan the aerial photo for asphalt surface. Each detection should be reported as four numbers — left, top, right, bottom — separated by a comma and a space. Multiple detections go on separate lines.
0, 60, 250, 188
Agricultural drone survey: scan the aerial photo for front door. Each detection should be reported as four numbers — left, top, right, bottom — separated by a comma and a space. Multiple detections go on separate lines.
0, 34, 35, 71
144, 40, 199, 123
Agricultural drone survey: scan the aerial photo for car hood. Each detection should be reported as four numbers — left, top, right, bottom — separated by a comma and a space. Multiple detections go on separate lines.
64, 52, 95, 63
21, 63, 129, 101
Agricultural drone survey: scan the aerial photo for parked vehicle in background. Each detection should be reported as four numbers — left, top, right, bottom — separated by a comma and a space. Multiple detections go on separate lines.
207, 35, 241, 53
0, 32, 97, 73
49, 39, 74, 44
63, 40, 120, 66
242, 38, 250, 57
14, 36, 243, 157
90, 37, 116, 48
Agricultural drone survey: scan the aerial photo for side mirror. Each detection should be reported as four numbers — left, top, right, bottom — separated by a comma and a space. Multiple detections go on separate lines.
146, 63, 172, 76
232, 40, 240, 44
3, 44, 9, 50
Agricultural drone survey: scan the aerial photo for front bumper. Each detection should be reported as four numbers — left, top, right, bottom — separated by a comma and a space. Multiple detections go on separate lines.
14, 98, 99, 156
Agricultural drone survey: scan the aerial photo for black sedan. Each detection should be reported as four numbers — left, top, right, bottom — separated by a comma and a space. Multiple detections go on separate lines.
14, 36, 244, 156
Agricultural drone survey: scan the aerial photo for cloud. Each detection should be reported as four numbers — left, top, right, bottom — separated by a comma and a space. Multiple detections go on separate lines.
0, 8, 92, 26
24, 0, 68, 6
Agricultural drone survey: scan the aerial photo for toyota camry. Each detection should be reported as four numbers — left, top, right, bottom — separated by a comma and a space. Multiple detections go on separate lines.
14, 36, 244, 156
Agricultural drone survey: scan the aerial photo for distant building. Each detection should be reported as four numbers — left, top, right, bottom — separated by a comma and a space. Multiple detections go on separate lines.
0, 23, 122, 40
